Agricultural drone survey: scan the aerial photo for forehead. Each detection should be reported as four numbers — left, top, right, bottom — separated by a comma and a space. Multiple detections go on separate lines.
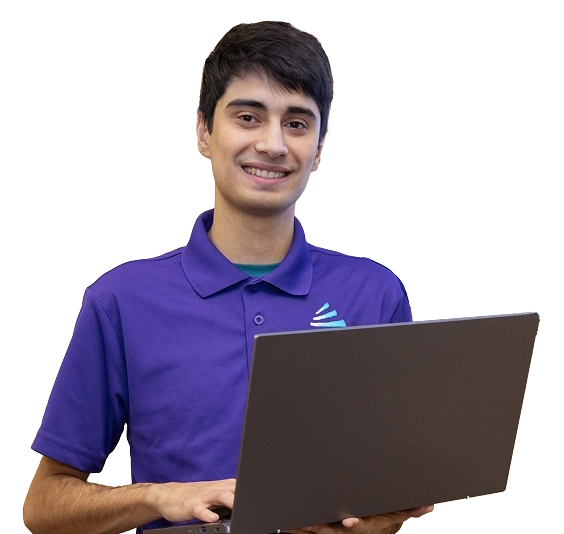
217, 72, 321, 118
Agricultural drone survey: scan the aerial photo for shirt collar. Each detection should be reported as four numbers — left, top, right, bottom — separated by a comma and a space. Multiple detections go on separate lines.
181, 210, 313, 298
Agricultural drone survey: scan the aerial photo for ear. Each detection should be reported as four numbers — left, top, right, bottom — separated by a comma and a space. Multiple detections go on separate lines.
196, 112, 211, 159
311, 109, 335, 174
311, 140, 324, 172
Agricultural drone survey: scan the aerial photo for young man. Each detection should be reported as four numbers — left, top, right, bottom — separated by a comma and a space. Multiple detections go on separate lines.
24, 22, 433, 534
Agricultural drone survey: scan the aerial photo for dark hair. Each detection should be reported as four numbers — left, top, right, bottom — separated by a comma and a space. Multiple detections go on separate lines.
198, 21, 333, 142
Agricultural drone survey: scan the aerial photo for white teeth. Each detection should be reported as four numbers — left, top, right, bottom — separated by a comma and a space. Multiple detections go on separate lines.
243, 166, 287, 178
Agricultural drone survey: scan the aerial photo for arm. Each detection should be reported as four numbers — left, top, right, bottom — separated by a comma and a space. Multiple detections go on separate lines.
290, 505, 434, 534
23, 456, 236, 534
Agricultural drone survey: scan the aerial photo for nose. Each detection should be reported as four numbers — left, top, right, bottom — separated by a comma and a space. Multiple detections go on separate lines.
255, 123, 288, 159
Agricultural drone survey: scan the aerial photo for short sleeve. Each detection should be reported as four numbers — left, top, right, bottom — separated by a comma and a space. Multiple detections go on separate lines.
386, 278, 413, 324
31, 288, 129, 473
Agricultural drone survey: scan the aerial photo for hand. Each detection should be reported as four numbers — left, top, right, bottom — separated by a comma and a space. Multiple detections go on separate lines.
290, 505, 434, 534
151, 478, 236, 523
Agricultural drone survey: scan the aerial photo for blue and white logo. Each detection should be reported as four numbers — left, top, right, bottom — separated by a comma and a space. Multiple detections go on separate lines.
310, 302, 347, 328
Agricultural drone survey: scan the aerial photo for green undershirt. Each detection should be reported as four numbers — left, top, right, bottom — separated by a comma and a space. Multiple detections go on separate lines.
234, 263, 280, 277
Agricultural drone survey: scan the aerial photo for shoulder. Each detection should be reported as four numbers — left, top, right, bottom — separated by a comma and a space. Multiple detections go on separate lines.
307, 244, 411, 323
308, 244, 407, 291
85, 247, 185, 305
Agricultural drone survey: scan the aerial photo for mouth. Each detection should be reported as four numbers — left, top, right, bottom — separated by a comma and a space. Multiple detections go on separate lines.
242, 166, 290, 179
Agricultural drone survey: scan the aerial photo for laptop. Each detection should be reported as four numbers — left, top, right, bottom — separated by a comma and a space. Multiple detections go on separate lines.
144, 312, 539, 534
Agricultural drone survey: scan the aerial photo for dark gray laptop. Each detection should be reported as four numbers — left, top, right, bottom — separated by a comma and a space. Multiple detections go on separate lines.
145, 312, 539, 534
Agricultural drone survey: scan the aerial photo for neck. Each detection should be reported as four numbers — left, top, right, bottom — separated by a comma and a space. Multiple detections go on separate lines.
208, 203, 295, 265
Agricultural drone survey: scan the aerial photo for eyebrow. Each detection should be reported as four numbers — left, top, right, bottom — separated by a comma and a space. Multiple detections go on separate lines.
225, 99, 318, 122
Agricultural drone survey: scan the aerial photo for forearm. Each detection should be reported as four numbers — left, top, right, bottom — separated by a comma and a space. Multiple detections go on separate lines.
24, 473, 160, 534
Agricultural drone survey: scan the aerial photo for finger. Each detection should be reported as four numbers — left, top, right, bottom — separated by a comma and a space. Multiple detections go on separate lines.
400, 504, 435, 513
303, 517, 361, 534
191, 502, 220, 523
204, 484, 235, 510
216, 488, 235, 509
408, 504, 434, 518
345, 518, 370, 534
341, 517, 360, 529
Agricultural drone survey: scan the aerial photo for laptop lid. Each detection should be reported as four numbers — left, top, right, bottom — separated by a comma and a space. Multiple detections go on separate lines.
226, 312, 539, 534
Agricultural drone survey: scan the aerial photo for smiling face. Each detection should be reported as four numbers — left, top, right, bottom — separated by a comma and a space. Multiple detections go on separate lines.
197, 72, 323, 220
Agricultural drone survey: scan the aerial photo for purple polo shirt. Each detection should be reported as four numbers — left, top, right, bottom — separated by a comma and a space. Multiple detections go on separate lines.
32, 209, 411, 529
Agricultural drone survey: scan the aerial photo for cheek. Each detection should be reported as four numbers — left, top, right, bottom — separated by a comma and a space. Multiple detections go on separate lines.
303, 151, 317, 167
289, 138, 317, 163
215, 135, 249, 165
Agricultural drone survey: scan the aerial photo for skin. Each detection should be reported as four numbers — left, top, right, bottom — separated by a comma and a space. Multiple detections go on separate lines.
23, 456, 236, 534
200, 73, 434, 534
290, 506, 435, 534
197, 72, 323, 264
24, 72, 434, 533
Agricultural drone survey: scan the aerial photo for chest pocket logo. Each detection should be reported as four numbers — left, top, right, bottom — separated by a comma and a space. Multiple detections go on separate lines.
310, 302, 347, 328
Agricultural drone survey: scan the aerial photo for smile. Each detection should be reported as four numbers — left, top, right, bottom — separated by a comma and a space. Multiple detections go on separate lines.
243, 166, 289, 179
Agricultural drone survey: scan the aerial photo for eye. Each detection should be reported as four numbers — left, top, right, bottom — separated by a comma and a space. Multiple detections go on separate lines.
239, 114, 257, 123
287, 121, 306, 129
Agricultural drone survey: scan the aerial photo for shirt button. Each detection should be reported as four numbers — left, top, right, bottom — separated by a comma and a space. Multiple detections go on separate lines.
249, 284, 258, 292
254, 314, 264, 326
